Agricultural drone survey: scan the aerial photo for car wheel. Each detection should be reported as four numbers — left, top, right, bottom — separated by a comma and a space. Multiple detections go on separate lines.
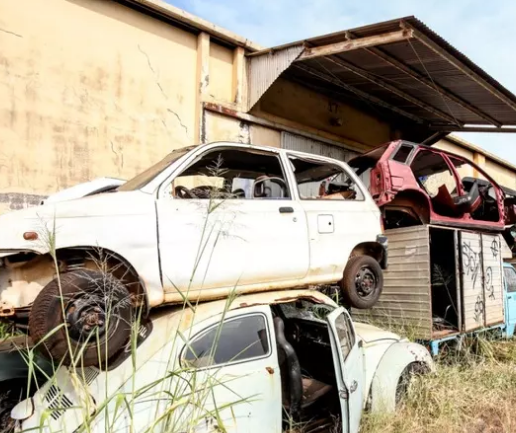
29, 270, 132, 367
0, 379, 25, 433
395, 362, 429, 406
340, 255, 383, 309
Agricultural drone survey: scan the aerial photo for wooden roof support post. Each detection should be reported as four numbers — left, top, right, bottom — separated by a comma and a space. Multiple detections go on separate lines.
297, 29, 413, 61
195, 32, 210, 144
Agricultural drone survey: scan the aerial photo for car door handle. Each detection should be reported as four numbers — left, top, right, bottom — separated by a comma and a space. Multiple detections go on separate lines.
279, 206, 294, 214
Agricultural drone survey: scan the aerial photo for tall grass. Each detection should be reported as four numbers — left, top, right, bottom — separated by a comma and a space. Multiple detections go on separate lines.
361, 337, 516, 433
1, 156, 257, 432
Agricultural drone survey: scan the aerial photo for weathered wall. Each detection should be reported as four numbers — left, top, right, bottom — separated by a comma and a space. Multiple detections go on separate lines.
436, 138, 516, 189
251, 78, 394, 150
0, 0, 237, 214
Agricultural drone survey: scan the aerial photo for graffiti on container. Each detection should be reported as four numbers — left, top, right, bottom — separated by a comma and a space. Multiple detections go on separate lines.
490, 238, 499, 259
462, 241, 480, 290
486, 266, 495, 300
474, 295, 484, 323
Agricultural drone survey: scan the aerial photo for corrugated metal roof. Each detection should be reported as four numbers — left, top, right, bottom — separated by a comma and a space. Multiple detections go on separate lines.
248, 16, 516, 133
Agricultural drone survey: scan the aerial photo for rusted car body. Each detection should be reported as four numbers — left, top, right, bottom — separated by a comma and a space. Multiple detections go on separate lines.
350, 140, 516, 232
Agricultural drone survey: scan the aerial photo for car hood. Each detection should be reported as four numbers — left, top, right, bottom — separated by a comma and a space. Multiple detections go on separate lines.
0, 190, 153, 254
354, 322, 402, 344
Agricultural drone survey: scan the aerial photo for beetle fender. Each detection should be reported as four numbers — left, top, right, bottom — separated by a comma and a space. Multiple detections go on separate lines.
369, 341, 434, 413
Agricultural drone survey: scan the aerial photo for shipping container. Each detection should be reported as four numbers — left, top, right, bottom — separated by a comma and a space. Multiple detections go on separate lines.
352, 225, 511, 354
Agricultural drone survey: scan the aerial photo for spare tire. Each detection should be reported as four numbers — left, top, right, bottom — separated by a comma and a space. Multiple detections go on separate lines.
29, 270, 132, 367
340, 255, 383, 309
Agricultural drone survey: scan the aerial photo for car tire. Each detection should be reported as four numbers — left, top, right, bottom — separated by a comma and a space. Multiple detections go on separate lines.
395, 362, 429, 406
29, 270, 132, 367
340, 255, 383, 309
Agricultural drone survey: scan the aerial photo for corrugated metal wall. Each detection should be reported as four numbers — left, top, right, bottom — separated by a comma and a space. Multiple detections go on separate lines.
352, 225, 433, 340
281, 132, 359, 162
481, 234, 504, 326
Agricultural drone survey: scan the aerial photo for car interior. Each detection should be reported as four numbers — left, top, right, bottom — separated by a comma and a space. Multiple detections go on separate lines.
172, 149, 290, 200
289, 156, 361, 200
271, 300, 342, 431
411, 151, 500, 223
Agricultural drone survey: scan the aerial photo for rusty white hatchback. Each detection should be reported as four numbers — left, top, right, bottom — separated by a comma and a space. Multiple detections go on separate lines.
0, 142, 386, 366
11, 291, 432, 433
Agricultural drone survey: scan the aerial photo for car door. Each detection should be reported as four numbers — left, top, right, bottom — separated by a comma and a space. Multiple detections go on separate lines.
326, 307, 364, 433
156, 145, 309, 301
503, 265, 516, 336
285, 152, 379, 283
179, 306, 282, 432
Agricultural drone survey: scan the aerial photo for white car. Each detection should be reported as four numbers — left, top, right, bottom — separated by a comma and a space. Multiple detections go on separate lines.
0, 142, 387, 366
11, 290, 433, 433
40, 177, 125, 205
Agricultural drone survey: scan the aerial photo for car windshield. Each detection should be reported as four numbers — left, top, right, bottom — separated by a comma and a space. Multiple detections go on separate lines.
118, 147, 193, 192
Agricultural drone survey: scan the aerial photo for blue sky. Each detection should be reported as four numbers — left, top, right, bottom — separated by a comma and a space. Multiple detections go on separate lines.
167, 0, 516, 165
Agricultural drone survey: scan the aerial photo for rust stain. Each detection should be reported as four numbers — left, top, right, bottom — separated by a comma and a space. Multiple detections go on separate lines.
266, 366, 274, 375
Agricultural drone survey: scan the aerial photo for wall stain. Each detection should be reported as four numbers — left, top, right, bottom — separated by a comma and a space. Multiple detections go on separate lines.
0, 192, 46, 210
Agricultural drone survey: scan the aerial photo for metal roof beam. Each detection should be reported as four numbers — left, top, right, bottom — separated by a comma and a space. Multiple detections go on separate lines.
404, 22, 516, 115
297, 29, 413, 61
431, 126, 516, 133
356, 44, 503, 127
294, 63, 425, 124
324, 56, 462, 126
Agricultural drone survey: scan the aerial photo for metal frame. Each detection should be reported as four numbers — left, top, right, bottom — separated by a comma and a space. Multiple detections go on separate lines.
246, 18, 516, 133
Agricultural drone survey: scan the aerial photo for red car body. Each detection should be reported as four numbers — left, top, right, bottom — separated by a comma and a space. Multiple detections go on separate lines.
349, 140, 516, 232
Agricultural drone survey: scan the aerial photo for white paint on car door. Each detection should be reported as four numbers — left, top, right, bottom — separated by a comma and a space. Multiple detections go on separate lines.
179, 306, 282, 432
285, 152, 380, 283
156, 146, 309, 301
327, 307, 364, 433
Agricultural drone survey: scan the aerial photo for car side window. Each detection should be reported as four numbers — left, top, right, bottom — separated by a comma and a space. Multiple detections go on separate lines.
504, 267, 516, 293
288, 155, 364, 201
168, 148, 290, 200
392, 144, 413, 163
182, 314, 271, 369
410, 150, 457, 199
334, 312, 356, 360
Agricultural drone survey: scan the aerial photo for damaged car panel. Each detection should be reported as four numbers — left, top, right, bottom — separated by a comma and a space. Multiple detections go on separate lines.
0, 142, 386, 367
10, 290, 433, 433
350, 140, 516, 231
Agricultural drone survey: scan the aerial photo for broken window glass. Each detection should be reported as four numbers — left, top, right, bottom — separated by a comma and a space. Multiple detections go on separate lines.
333, 313, 355, 360
170, 148, 290, 200
504, 267, 516, 293
182, 314, 270, 369
392, 144, 413, 163
288, 155, 364, 201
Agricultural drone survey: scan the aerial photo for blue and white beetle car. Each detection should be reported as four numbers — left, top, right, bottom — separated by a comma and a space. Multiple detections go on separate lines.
12, 290, 433, 433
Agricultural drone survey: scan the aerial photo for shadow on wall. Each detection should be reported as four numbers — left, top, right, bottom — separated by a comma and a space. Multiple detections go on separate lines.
64, 0, 198, 49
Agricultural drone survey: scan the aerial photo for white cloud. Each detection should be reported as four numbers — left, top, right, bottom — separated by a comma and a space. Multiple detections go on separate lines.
170, 0, 516, 164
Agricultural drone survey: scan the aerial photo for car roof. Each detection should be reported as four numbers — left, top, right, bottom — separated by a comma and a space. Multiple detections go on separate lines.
150, 289, 337, 332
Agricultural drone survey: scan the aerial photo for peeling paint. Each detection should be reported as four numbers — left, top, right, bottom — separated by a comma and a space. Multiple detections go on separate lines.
0, 192, 46, 210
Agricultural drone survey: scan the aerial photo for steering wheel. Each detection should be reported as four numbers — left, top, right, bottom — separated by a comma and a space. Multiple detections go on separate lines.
175, 185, 195, 199
253, 176, 288, 198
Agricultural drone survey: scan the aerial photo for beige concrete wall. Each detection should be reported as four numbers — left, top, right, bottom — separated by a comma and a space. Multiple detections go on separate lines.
209, 42, 234, 104
0, 0, 248, 214
0, 0, 200, 212
436, 138, 516, 189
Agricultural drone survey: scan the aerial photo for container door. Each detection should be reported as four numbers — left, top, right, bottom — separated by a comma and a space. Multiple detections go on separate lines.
481, 234, 504, 326
459, 231, 484, 331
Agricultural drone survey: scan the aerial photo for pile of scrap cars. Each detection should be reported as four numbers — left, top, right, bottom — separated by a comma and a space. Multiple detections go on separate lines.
0, 140, 514, 432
